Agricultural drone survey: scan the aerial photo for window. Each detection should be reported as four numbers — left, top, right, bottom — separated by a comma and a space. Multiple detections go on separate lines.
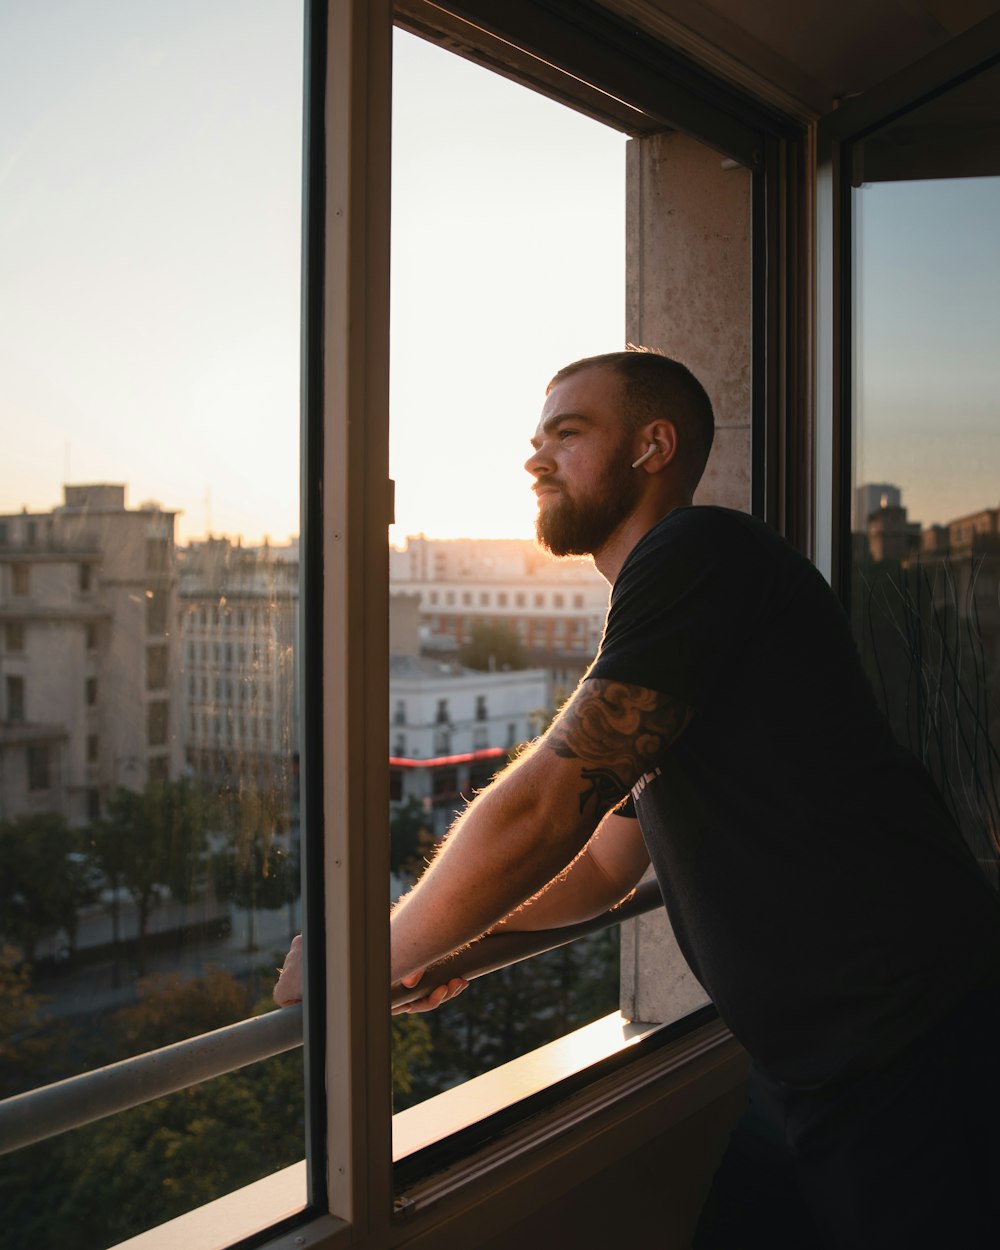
393, 699, 406, 725
573, 593, 584, 609
87, 734, 99, 764
146, 538, 169, 571
498, 592, 508, 606
79, 563, 92, 592
146, 590, 168, 636
847, 63, 1000, 881
6, 675, 25, 722
23, 742, 52, 792
85, 677, 97, 707
475, 694, 487, 721
462, 591, 472, 605
148, 756, 169, 784
4, 622, 24, 652
515, 592, 526, 607
85, 623, 97, 651
12, 563, 29, 595
534, 592, 545, 607
435, 698, 449, 725
554, 593, 564, 608
146, 643, 168, 691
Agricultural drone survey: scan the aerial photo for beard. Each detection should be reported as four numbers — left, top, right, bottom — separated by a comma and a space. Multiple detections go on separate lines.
534, 444, 636, 557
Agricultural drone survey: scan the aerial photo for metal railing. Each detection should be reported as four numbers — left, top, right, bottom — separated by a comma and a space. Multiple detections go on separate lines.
0, 880, 663, 1156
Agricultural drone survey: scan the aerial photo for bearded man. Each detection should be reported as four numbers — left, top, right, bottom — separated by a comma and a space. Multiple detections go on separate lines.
279, 349, 1000, 1248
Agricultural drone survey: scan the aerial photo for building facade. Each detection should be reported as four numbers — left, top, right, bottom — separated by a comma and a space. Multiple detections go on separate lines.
0, 484, 181, 825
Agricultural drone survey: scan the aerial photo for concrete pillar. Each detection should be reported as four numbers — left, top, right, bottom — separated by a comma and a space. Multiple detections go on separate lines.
621, 131, 752, 1025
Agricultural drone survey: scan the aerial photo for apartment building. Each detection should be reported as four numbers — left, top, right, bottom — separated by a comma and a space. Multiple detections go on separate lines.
390, 535, 609, 696
389, 593, 547, 832
0, 485, 181, 824
178, 537, 299, 793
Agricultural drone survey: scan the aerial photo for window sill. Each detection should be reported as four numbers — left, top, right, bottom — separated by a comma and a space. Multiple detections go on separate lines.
393, 1010, 664, 1161
108, 1012, 744, 1250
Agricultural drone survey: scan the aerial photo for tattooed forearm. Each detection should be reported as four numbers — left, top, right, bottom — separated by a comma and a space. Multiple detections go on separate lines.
546, 680, 691, 816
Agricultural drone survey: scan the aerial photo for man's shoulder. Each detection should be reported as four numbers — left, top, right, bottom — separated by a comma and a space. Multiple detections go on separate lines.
622, 506, 783, 575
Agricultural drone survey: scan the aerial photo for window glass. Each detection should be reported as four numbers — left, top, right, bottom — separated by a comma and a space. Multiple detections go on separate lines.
0, 1, 305, 1244
850, 67, 1000, 879
388, 28, 626, 1114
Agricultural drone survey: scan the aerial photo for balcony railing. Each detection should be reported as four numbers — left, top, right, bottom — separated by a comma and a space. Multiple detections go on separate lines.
0, 880, 663, 1156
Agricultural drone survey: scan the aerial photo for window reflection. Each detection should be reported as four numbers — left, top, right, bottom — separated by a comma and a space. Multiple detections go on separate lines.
852, 161, 1000, 880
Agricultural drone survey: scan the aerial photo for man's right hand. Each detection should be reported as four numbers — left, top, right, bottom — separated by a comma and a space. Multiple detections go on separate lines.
392, 969, 468, 1015
273, 934, 303, 1006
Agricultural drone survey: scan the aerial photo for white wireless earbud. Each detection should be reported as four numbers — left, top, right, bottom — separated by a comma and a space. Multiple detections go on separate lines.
631, 444, 657, 469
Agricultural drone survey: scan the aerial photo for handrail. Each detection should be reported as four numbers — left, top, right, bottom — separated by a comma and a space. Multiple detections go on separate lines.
0, 880, 663, 1156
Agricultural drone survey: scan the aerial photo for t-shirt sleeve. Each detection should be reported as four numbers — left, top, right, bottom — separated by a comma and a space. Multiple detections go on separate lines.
587, 510, 759, 707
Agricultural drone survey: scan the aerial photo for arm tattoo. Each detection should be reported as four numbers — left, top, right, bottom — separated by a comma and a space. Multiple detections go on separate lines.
546, 680, 691, 816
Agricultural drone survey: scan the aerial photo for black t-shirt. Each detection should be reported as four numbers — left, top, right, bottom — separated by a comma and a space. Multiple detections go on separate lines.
589, 506, 1000, 1086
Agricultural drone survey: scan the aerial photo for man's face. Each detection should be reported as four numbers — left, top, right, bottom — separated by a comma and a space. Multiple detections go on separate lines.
525, 366, 638, 557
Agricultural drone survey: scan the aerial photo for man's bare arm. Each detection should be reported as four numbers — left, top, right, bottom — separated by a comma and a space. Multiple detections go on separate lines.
390, 678, 689, 983
493, 812, 650, 932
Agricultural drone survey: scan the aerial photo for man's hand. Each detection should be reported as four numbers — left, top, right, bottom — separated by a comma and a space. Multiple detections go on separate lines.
392, 969, 469, 1015
273, 934, 303, 1006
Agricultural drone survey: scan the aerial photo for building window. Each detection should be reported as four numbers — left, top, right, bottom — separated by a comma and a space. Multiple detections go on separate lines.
394, 733, 406, 756
6, 675, 25, 722
12, 564, 29, 596
147, 644, 168, 690
87, 734, 99, 764
534, 592, 544, 607
146, 590, 168, 635
475, 694, 487, 721
4, 622, 25, 652
473, 726, 489, 749
462, 591, 472, 605
146, 700, 167, 745
86, 789, 100, 821
445, 590, 455, 605
146, 538, 169, 571
86, 623, 98, 651
435, 698, 449, 725
85, 677, 97, 707
429, 591, 439, 605
480, 591, 489, 605
516, 592, 526, 607
394, 699, 406, 725
148, 755, 169, 784
554, 593, 564, 608
573, 593, 584, 609
79, 563, 93, 592
498, 592, 508, 606
27, 745, 50, 791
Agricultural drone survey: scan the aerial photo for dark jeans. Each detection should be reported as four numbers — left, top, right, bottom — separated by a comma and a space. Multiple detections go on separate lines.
694, 983, 1000, 1249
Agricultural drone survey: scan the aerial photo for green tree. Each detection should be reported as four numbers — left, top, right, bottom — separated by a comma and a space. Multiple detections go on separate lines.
458, 620, 528, 672
390, 798, 436, 877
0, 814, 93, 963
88, 780, 213, 974
212, 787, 298, 951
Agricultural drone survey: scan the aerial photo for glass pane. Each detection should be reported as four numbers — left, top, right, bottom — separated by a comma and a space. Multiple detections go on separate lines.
851, 81, 1000, 879
0, 2, 305, 1244
389, 29, 626, 1111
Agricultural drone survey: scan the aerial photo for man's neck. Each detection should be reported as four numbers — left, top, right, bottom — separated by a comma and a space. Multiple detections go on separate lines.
593, 499, 691, 583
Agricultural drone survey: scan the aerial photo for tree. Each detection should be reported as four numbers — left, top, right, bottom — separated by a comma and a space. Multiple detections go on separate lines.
0, 814, 93, 964
212, 786, 298, 951
458, 621, 528, 672
390, 798, 435, 877
88, 780, 213, 975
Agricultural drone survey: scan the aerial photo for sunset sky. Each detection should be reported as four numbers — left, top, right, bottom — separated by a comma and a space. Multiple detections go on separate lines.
2, 2, 996, 546
0, 1, 625, 546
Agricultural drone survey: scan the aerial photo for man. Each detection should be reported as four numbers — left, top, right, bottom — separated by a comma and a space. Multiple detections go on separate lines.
278, 349, 1000, 1246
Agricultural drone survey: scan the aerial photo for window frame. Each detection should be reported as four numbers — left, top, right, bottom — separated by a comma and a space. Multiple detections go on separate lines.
295, 0, 807, 1244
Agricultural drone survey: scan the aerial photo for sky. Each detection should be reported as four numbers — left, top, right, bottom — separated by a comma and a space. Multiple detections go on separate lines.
855, 176, 1000, 529
4, 3, 997, 544
0, 1, 626, 546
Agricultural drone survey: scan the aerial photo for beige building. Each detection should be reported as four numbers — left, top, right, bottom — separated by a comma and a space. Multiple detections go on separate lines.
390, 535, 610, 697
178, 537, 299, 793
0, 484, 182, 825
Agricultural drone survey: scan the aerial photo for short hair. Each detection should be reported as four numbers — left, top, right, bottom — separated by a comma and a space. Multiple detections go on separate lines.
547, 348, 715, 494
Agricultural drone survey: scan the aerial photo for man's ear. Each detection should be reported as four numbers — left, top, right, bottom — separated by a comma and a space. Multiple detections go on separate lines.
635, 420, 679, 471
